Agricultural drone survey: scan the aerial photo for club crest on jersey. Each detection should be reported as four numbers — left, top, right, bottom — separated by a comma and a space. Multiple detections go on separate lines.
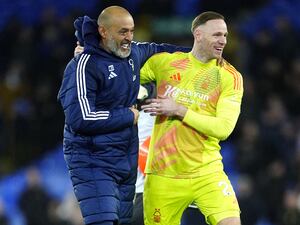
108, 65, 118, 79
128, 58, 134, 71
153, 208, 161, 223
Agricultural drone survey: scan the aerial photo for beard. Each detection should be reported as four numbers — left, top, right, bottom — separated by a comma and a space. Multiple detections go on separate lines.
107, 36, 131, 58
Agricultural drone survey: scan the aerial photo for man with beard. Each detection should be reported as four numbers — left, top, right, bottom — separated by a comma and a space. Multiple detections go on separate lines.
57, 6, 188, 225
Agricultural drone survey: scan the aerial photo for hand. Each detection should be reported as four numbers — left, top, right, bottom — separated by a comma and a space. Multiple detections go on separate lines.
130, 107, 139, 125
74, 41, 84, 56
141, 97, 187, 119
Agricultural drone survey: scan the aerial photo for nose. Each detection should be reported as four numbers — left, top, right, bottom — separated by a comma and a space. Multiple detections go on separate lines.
219, 36, 227, 46
125, 31, 134, 42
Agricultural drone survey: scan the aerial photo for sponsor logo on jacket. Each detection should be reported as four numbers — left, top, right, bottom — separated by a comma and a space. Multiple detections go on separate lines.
108, 65, 118, 79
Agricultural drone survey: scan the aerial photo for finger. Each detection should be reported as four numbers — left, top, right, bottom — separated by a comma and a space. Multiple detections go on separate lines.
141, 102, 159, 110
143, 106, 160, 113
143, 108, 158, 113
145, 98, 160, 104
141, 104, 152, 110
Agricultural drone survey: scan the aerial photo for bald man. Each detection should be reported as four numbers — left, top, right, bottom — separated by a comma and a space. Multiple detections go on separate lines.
58, 6, 189, 225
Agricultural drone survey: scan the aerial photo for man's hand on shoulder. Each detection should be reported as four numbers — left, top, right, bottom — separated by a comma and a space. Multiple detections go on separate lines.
74, 41, 84, 56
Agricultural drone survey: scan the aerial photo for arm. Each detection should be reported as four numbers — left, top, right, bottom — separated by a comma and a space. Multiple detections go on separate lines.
183, 88, 243, 140
142, 70, 243, 140
73, 16, 190, 60
59, 55, 137, 135
183, 66, 244, 140
136, 41, 190, 66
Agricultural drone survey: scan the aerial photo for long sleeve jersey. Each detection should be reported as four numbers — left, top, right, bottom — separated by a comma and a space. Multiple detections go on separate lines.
140, 52, 244, 178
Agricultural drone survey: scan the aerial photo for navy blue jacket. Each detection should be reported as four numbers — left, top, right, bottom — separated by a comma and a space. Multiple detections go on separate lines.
58, 16, 189, 140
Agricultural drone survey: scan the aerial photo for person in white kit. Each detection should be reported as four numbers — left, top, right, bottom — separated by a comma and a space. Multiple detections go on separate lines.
130, 85, 155, 225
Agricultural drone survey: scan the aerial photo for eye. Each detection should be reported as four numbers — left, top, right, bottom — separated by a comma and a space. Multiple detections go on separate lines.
118, 29, 127, 35
213, 32, 222, 37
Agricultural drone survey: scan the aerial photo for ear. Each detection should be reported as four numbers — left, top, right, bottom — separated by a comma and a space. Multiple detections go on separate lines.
195, 29, 202, 42
98, 26, 106, 39
193, 27, 202, 42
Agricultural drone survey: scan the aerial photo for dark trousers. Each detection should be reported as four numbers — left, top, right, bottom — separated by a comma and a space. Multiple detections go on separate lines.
130, 193, 144, 225
181, 207, 206, 225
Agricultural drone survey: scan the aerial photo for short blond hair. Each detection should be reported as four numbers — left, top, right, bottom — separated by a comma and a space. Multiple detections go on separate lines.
191, 11, 225, 33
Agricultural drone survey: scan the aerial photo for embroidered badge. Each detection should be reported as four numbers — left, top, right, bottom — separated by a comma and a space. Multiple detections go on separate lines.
153, 208, 161, 223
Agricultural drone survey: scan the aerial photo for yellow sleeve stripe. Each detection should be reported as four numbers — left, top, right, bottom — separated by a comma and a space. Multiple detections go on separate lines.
223, 64, 242, 90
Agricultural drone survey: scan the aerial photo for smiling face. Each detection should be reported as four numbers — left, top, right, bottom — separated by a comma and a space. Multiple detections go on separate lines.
98, 6, 134, 58
193, 19, 228, 62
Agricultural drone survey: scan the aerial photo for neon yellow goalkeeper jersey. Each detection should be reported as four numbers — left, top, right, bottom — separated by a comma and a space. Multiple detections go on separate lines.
140, 52, 243, 178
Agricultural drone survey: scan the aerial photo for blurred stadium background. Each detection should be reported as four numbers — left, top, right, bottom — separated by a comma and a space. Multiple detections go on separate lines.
0, 0, 299, 225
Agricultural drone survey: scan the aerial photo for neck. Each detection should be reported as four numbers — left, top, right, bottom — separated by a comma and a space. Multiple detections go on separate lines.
99, 40, 111, 53
191, 48, 209, 63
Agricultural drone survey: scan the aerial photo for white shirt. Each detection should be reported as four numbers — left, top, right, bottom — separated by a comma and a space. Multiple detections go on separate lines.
135, 111, 155, 193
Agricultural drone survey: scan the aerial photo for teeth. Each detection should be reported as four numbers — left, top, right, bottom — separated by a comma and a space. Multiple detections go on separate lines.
122, 44, 129, 49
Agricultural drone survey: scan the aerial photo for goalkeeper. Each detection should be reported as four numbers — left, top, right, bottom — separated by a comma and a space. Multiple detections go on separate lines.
140, 11, 243, 225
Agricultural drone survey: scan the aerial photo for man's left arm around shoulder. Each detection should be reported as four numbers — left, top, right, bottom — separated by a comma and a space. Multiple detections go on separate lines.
135, 41, 191, 65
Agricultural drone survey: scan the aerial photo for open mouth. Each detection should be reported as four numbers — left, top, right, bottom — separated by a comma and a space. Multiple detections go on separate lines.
213, 47, 224, 56
121, 43, 131, 51
215, 47, 223, 53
